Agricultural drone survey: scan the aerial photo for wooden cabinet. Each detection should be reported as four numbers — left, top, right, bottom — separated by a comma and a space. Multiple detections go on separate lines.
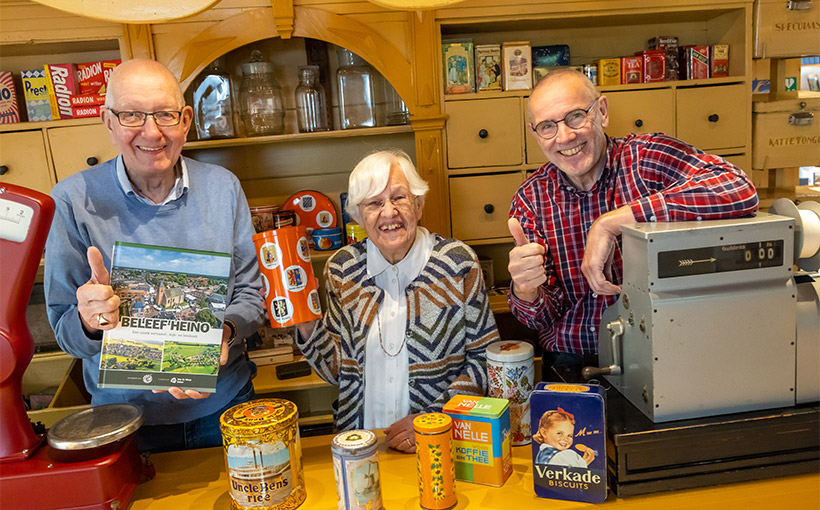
754, 0, 820, 58
752, 95, 820, 170
449, 171, 524, 240
445, 97, 523, 168
0, 131, 53, 194
605, 88, 676, 139
47, 123, 119, 182
676, 83, 747, 151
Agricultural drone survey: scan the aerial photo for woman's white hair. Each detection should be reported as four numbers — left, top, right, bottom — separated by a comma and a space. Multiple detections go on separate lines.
346, 149, 429, 224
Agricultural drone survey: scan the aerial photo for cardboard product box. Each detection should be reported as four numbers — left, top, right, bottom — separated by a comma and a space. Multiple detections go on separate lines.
679, 46, 710, 80
502, 41, 532, 91
596, 58, 621, 86
45, 63, 78, 120
443, 39, 475, 94
648, 36, 679, 81
530, 382, 607, 503
636, 50, 666, 82
76, 60, 120, 95
71, 104, 102, 118
711, 44, 730, 78
620, 56, 643, 84
443, 395, 513, 487
475, 44, 502, 92
21, 69, 52, 122
532, 45, 570, 68
70, 92, 106, 107
0, 71, 21, 124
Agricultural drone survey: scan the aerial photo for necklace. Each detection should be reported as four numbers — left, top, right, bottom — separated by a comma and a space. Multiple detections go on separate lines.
376, 313, 407, 358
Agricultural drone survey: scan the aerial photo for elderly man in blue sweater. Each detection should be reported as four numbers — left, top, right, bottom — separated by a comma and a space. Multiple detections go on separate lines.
44, 59, 263, 452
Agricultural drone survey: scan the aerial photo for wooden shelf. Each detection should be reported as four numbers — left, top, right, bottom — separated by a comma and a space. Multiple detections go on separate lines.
0, 116, 103, 133
183, 125, 414, 150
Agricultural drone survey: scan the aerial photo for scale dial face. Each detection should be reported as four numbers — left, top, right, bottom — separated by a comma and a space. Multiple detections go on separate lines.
0, 196, 34, 243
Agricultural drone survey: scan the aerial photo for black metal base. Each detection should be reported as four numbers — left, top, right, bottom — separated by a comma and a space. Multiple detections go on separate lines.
604, 383, 820, 496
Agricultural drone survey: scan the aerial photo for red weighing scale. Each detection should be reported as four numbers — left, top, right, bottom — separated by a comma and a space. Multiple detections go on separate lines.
0, 183, 151, 510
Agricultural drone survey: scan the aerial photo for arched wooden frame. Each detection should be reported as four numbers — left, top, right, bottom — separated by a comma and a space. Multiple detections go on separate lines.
165, 6, 414, 113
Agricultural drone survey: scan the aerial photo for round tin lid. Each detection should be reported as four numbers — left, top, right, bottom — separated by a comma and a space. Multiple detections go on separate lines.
280, 190, 338, 231
220, 398, 298, 431
413, 412, 452, 434
331, 429, 377, 456
486, 340, 534, 363
47, 403, 143, 451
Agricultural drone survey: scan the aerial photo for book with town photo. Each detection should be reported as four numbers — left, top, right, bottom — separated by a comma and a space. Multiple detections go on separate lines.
98, 242, 232, 392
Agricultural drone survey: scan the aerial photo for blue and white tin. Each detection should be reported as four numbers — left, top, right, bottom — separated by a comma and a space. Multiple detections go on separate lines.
331, 429, 384, 510
313, 227, 343, 251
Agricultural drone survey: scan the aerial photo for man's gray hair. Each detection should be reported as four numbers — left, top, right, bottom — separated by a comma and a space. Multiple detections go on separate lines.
346, 149, 428, 225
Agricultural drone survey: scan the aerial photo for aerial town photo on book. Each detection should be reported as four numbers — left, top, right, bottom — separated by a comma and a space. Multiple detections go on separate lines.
98, 242, 232, 392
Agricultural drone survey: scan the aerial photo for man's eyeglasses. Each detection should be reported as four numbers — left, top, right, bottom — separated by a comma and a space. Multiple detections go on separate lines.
531, 97, 600, 140
361, 195, 415, 214
108, 109, 183, 127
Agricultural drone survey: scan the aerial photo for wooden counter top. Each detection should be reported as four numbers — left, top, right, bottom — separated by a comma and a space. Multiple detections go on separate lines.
130, 431, 819, 509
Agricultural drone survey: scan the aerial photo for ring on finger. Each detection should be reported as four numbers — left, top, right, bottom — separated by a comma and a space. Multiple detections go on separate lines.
97, 313, 110, 326
404, 437, 413, 447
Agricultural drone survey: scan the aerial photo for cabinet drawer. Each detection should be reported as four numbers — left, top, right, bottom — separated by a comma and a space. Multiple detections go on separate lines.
450, 172, 523, 240
47, 123, 119, 182
605, 88, 675, 139
723, 153, 752, 174
525, 123, 548, 166
752, 97, 820, 169
676, 84, 746, 151
445, 97, 523, 169
0, 131, 53, 194
754, 0, 820, 58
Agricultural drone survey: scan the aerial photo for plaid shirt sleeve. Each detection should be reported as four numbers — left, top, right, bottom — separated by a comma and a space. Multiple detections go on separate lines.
627, 135, 758, 223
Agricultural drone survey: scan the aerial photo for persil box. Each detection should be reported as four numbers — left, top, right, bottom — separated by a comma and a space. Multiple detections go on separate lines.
530, 382, 607, 503
443, 395, 512, 487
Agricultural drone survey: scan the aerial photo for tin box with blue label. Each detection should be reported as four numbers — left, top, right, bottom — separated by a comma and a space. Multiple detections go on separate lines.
530, 381, 607, 503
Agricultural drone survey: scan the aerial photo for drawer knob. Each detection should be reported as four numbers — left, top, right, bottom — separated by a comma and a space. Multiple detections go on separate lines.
86, 157, 99, 166
634, 119, 643, 128
483, 204, 494, 214
478, 129, 489, 139
708, 114, 719, 123
0, 165, 8, 176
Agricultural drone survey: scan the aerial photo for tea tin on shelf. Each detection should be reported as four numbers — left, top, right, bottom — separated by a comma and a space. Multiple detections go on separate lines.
220, 398, 306, 509
313, 227, 343, 251
413, 413, 457, 510
331, 430, 384, 510
486, 340, 535, 445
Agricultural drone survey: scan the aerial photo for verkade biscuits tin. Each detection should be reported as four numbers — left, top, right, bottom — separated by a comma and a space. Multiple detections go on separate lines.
220, 399, 306, 509
442, 395, 512, 487
486, 340, 535, 445
331, 430, 384, 510
530, 382, 607, 504
413, 413, 457, 510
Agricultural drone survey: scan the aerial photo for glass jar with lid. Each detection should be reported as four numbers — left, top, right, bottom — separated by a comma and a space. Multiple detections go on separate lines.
189, 57, 236, 140
336, 48, 376, 129
238, 50, 285, 136
295, 65, 329, 133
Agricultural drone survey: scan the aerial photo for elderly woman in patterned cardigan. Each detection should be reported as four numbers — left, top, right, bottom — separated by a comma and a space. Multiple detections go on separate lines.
295, 149, 500, 453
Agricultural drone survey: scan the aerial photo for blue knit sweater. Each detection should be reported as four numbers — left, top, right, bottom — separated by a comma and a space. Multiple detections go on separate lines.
44, 156, 263, 425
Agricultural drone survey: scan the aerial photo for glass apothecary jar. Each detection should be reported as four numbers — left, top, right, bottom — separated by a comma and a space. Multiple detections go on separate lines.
189, 57, 236, 140
336, 48, 376, 129
239, 50, 285, 136
295, 65, 329, 133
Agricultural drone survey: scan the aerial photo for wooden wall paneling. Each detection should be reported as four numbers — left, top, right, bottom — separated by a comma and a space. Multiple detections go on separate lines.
121, 23, 156, 60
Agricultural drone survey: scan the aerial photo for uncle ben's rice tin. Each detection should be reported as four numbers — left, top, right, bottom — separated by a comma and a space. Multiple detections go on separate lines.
220, 399, 306, 510
331, 429, 384, 510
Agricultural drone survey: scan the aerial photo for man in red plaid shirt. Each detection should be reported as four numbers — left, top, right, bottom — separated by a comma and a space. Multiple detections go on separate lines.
507, 69, 758, 382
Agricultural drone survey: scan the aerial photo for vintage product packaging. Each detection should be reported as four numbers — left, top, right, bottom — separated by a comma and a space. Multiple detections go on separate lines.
21, 69, 52, 122
679, 45, 710, 80
648, 36, 679, 81
530, 382, 607, 504
531, 44, 570, 84
331, 430, 384, 510
620, 56, 643, 84
413, 413, 457, 509
475, 44, 502, 92
711, 44, 729, 78
486, 340, 534, 445
71, 104, 101, 118
442, 39, 475, 94
76, 59, 120, 94
443, 395, 513, 487
596, 58, 621, 86
45, 63, 78, 120
0, 71, 20, 124
635, 50, 666, 82
70, 92, 106, 107
502, 41, 532, 91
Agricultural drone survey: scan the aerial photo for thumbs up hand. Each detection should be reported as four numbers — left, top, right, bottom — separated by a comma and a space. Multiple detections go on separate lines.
507, 218, 546, 303
77, 246, 120, 333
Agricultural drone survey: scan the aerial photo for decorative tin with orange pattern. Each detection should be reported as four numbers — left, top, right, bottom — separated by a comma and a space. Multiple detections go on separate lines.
413, 413, 457, 510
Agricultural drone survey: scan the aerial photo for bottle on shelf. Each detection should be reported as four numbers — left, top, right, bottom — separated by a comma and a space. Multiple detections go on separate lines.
336, 48, 376, 129
239, 49, 285, 136
295, 65, 330, 133
188, 57, 236, 141
378, 75, 409, 126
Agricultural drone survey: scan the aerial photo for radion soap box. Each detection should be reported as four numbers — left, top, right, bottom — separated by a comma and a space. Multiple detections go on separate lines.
530, 382, 607, 504
443, 395, 512, 487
